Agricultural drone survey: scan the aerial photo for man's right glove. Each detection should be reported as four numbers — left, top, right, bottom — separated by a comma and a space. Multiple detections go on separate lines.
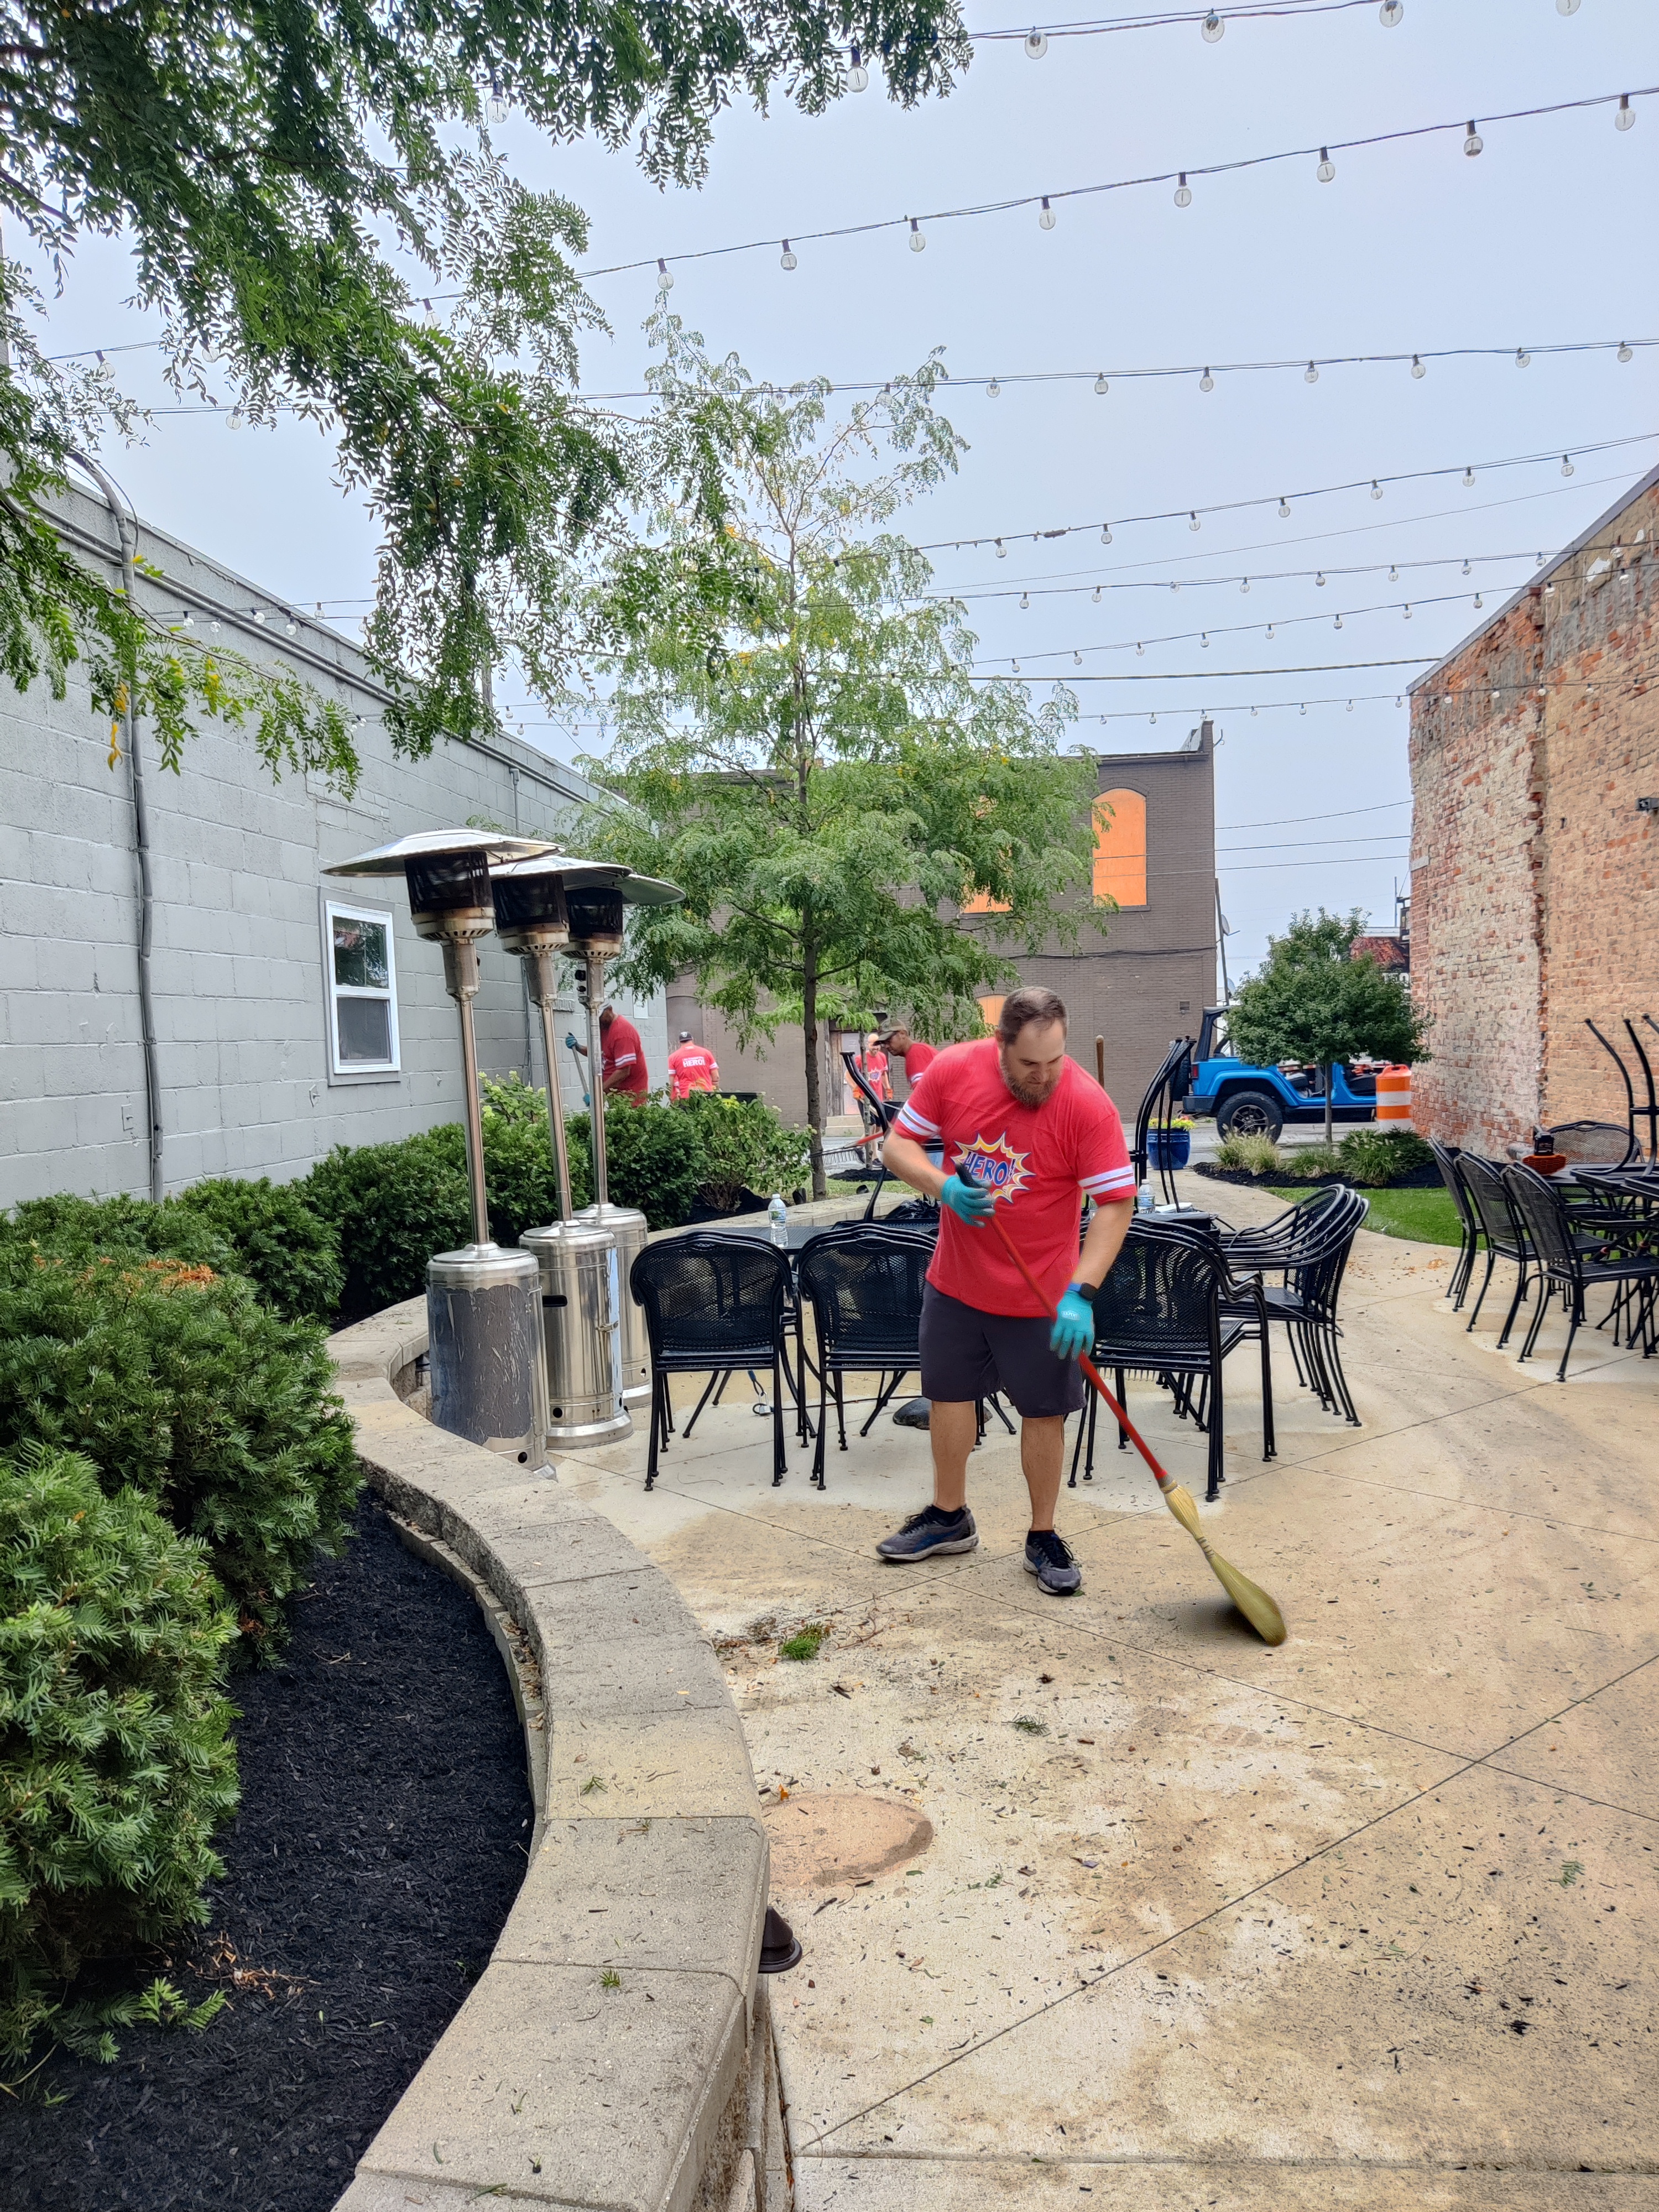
938, 1173, 998, 1225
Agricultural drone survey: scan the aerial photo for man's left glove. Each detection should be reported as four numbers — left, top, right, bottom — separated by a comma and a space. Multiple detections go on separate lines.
1049, 1286, 1095, 1360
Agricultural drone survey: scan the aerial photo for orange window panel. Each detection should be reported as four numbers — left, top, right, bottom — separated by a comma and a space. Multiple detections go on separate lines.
962, 888, 1011, 915
1093, 789, 1147, 907
977, 995, 1005, 1032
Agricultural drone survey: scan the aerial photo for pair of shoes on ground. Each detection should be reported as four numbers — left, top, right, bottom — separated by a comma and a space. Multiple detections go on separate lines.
875, 1505, 1081, 1594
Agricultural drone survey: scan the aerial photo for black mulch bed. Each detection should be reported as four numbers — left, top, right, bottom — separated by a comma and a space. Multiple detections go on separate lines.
1192, 1159, 1442, 1191
3, 1497, 533, 2212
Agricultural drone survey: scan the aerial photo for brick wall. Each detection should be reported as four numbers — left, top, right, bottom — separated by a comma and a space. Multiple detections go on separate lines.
1409, 470, 1659, 1155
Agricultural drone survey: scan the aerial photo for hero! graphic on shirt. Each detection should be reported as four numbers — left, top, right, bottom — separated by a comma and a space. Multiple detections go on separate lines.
893, 1037, 1134, 1317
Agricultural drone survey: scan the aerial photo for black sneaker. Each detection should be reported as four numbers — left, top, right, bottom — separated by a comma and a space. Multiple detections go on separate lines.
877, 1505, 979, 1562
1024, 1528, 1082, 1595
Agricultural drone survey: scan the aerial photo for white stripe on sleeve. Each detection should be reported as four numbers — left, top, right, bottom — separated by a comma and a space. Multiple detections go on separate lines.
894, 1105, 940, 1140
1081, 1167, 1136, 1196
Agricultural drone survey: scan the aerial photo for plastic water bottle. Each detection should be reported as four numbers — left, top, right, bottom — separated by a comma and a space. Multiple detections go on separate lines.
1136, 1176, 1156, 1215
768, 1193, 789, 1248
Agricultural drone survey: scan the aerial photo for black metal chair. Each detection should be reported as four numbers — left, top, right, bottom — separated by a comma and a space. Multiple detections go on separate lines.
1547, 1120, 1640, 1171
1504, 1164, 1659, 1379
795, 1225, 936, 1489
1457, 1155, 1537, 1345
1219, 1180, 1349, 1270
1430, 1140, 1481, 1310
1071, 1218, 1271, 1502
1132, 1035, 1197, 1206
630, 1235, 792, 1490
1223, 1185, 1369, 1428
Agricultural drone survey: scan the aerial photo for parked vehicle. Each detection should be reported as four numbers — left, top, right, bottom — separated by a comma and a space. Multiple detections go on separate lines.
1179, 1006, 1383, 1141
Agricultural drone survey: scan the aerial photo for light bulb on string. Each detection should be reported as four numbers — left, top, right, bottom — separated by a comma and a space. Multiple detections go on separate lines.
1240, 577, 1250, 593
1316, 149, 1335, 183
1170, 581, 1180, 593
1561, 455, 1574, 476
1347, 699, 1354, 712
1388, 565, 1399, 581
780, 241, 797, 271
1149, 711, 1157, 724
1093, 374, 1109, 396
1462, 467, 1475, 487
1136, 641, 1144, 655
1011, 659, 1021, 673
1333, 613, 1343, 630
846, 44, 869, 90
1174, 173, 1192, 208
178, 611, 194, 629
1515, 347, 1531, 367
1474, 592, 1484, 608
1278, 497, 1291, 519
987, 378, 1002, 398
1395, 695, 1404, 708
1463, 121, 1483, 156
1304, 361, 1319, 384
1092, 585, 1101, 603
1188, 512, 1201, 532
1019, 591, 1029, 608
1073, 651, 1082, 666
1265, 623, 1275, 639
908, 219, 925, 253
1299, 703, 1307, 716
1616, 94, 1635, 131
1379, 0, 1403, 23
487, 75, 508, 124
1201, 9, 1224, 41
1618, 341, 1634, 362
1024, 29, 1048, 58
1039, 197, 1056, 231
1410, 354, 1426, 379
210, 619, 221, 636
1100, 524, 1113, 545
1201, 632, 1210, 648
1315, 570, 1326, 587
1402, 604, 1413, 619
656, 259, 674, 293
253, 608, 267, 625
995, 538, 1007, 558
1199, 368, 1214, 393
284, 618, 297, 637
1370, 480, 1383, 499
1461, 558, 1472, 576
1250, 705, 1258, 717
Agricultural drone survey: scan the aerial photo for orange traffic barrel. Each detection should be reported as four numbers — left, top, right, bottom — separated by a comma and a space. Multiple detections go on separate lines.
1376, 1064, 1413, 1125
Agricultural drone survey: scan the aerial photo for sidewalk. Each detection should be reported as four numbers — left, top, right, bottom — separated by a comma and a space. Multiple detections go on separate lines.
551, 1188, 1659, 2209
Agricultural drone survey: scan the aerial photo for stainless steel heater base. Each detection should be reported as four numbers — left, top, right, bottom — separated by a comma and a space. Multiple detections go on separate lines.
427, 1244, 549, 1463
521, 1219, 632, 1448
572, 1201, 651, 1409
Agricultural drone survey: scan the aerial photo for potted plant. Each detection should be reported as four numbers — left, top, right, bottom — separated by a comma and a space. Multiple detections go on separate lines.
1146, 1115, 1195, 1171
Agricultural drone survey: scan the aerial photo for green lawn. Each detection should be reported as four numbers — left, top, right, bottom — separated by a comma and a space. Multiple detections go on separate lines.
1267, 1185, 1463, 1246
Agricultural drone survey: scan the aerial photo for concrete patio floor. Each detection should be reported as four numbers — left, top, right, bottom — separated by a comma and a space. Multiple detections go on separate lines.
551, 1183, 1659, 2210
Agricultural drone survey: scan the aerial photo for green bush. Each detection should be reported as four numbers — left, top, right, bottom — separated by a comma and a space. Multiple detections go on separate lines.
478, 1070, 552, 1128
0, 1444, 239, 2067
300, 1129, 472, 1316
4, 1193, 233, 1275
568, 1099, 705, 1229
0, 1249, 359, 1650
167, 1177, 344, 1323
1214, 1134, 1281, 1176
679, 1092, 811, 1212
1279, 1144, 1344, 1182
1335, 1128, 1433, 1186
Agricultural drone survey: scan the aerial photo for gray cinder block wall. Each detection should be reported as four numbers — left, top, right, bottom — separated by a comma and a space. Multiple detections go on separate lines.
0, 481, 665, 1208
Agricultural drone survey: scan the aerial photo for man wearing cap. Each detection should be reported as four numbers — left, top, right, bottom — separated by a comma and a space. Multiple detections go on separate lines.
876, 1022, 937, 1099
667, 1030, 719, 1101
567, 1004, 650, 1099
875, 985, 1135, 1595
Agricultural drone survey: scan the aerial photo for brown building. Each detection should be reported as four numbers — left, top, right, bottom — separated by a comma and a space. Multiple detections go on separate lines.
1408, 465, 1658, 1154
671, 723, 1218, 1127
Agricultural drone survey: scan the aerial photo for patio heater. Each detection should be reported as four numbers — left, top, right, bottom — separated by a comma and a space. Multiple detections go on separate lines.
323, 830, 554, 1463
491, 853, 634, 1448
565, 872, 685, 1412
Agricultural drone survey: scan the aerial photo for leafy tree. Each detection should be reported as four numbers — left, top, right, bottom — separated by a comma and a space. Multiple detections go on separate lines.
2, 0, 969, 779
1229, 908, 1428, 1145
570, 317, 1102, 1195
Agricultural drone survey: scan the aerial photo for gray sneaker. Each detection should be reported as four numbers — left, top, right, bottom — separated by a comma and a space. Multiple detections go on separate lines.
877, 1505, 979, 1562
1024, 1528, 1082, 1595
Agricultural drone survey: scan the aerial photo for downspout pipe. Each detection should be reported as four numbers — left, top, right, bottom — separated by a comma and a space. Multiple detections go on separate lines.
71, 453, 165, 1201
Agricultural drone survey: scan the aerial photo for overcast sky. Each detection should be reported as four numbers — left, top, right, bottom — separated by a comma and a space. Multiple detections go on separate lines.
29, 0, 1655, 975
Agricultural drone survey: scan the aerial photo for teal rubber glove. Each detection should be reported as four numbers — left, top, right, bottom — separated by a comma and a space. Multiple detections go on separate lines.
565, 1032, 580, 1051
939, 1173, 998, 1225
1050, 1287, 1094, 1360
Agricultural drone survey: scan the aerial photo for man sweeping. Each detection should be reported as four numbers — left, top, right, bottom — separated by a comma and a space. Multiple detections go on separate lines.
876, 986, 1136, 1594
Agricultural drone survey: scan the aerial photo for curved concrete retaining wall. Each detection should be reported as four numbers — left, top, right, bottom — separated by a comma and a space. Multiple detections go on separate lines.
327, 1297, 789, 2212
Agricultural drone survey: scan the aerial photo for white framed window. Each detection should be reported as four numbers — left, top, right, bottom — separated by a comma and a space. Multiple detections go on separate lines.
324, 900, 400, 1076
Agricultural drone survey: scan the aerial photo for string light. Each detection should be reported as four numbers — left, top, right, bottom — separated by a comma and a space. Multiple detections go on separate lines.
1189, 511, 1201, 531
1561, 456, 1574, 476
846, 44, 868, 91
1516, 347, 1531, 367
1463, 121, 1483, 156
1380, 0, 1403, 23
909, 219, 926, 253
1039, 197, 1056, 230
1100, 524, 1113, 544
1316, 570, 1327, 586
995, 539, 1008, 557
1463, 467, 1476, 487
1094, 374, 1110, 395
655, 259, 672, 293
1305, 360, 1319, 383
1092, 586, 1102, 602
1174, 173, 1192, 208
1279, 498, 1292, 519
1317, 148, 1336, 182
780, 241, 797, 271
1411, 355, 1426, 378
1461, 558, 1472, 575
1403, 604, 1412, 618
1199, 367, 1214, 392
1334, 613, 1344, 628
1370, 480, 1383, 498
987, 377, 1003, 398
487, 76, 508, 124
1202, 11, 1224, 43
1025, 28, 1048, 58
1473, 592, 1484, 607
1020, 590, 1030, 608
1619, 341, 1634, 361
1240, 578, 1250, 593
1616, 94, 1635, 131
1389, 566, 1399, 581
1201, 632, 1211, 646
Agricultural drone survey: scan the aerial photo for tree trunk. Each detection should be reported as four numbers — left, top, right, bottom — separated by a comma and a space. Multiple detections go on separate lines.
802, 944, 826, 1200
1324, 1063, 1334, 1150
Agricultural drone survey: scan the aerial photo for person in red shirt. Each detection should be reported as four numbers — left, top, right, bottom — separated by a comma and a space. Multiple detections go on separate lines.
667, 1030, 719, 1101
567, 1005, 649, 1098
875, 1024, 937, 1097
877, 985, 1135, 1594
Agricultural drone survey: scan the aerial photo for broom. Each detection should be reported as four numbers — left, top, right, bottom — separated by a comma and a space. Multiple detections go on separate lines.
987, 1211, 1287, 1646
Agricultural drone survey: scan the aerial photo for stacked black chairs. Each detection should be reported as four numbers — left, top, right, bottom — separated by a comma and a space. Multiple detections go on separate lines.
795, 1224, 936, 1490
1548, 1119, 1641, 1171
1457, 1155, 1537, 1346
1132, 1035, 1197, 1206
630, 1235, 792, 1490
1430, 1140, 1481, 1310
1220, 1185, 1369, 1428
1071, 1217, 1272, 1502
1504, 1164, 1659, 1380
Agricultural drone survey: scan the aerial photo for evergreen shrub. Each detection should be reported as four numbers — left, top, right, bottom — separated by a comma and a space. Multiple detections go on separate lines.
0, 1444, 239, 2065
167, 1177, 345, 1323
0, 1250, 359, 1649
300, 1129, 472, 1316
679, 1092, 811, 1212
1335, 1128, 1433, 1185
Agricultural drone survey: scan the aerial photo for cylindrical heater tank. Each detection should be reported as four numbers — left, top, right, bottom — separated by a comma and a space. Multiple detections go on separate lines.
427, 1233, 548, 1460
520, 1218, 629, 1442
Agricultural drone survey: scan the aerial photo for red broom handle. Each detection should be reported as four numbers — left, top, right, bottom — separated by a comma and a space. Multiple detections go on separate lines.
987, 1209, 1178, 1496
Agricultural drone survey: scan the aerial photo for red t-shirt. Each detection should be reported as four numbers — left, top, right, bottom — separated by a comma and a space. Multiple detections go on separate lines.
667, 1043, 718, 1100
601, 1014, 649, 1098
901, 1041, 937, 1088
894, 1040, 1134, 1317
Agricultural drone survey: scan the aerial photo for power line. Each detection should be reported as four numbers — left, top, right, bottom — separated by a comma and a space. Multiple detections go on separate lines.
1218, 797, 1410, 830
589, 85, 1651, 283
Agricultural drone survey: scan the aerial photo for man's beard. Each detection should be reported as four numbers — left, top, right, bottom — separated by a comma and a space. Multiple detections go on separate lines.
1000, 1051, 1062, 1108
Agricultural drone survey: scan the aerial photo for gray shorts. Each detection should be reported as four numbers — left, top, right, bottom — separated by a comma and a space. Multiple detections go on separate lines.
919, 1284, 1087, 1420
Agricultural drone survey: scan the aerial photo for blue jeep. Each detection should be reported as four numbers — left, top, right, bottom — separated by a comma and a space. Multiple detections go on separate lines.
1180, 1005, 1379, 1141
